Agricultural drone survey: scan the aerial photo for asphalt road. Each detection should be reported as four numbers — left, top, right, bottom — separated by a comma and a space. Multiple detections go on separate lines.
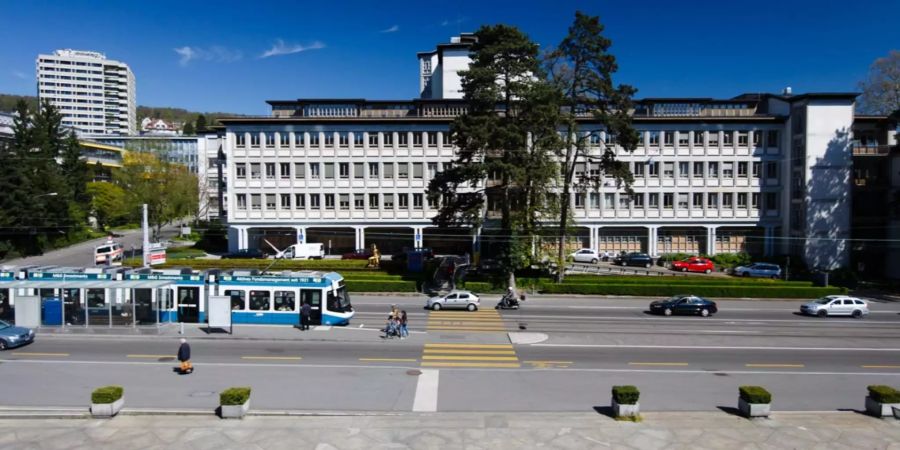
2, 295, 899, 412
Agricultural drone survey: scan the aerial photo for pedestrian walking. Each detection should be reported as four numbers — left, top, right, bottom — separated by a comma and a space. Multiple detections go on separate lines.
177, 338, 193, 374
400, 310, 408, 339
300, 301, 312, 331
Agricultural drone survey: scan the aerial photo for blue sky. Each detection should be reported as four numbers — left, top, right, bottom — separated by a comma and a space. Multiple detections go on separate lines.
2, 0, 897, 114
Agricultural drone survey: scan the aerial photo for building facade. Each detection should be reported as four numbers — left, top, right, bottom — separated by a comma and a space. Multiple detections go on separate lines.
36, 49, 136, 135
87, 135, 199, 174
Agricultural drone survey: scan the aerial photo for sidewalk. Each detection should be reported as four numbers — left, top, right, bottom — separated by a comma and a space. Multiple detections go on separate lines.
1, 411, 898, 449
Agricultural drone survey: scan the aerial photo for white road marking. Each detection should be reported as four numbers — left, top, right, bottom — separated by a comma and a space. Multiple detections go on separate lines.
412, 369, 439, 412
533, 343, 900, 352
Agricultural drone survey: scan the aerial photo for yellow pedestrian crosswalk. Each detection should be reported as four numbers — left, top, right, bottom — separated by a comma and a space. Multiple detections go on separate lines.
426, 309, 507, 333
420, 343, 521, 368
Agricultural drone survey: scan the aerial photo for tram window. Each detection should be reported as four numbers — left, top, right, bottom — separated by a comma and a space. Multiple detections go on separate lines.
274, 291, 295, 311
87, 289, 105, 308
225, 290, 245, 310
301, 289, 321, 307
159, 289, 173, 310
249, 290, 271, 311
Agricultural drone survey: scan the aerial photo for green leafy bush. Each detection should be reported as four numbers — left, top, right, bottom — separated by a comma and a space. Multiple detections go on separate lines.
220, 387, 251, 405
709, 253, 752, 269
612, 385, 640, 404
739, 386, 772, 404
867, 385, 900, 403
91, 386, 124, 404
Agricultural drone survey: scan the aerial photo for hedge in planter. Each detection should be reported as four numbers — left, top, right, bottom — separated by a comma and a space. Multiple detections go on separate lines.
92, 386, 124, 404
220, 387, 251, 405
612, 385, 640, 404
739, 386, 772, 404
867, 385, 900, 403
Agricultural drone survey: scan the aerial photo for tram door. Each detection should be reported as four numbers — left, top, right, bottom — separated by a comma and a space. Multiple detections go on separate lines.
177, 287, 199, 323
134, 289, 154, 324
300, 289, 322, 325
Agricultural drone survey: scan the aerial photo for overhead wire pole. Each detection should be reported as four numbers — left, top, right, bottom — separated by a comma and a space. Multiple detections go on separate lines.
142, 204, 149, 268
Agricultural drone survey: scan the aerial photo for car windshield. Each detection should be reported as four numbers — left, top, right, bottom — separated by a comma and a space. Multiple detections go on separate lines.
0, 319, 10, 330
813, 297, 834, 305
665, 295, 684, 302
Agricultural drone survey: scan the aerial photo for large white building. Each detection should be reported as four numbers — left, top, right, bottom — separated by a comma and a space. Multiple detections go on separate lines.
216, 37, 875, 271
36, 49, 136, 135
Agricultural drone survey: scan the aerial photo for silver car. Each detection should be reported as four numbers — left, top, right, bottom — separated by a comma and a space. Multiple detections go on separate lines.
733, 263, 782, 279
800, 295, 869, 318
426, 290, 480, 311
0, 320, 35, 350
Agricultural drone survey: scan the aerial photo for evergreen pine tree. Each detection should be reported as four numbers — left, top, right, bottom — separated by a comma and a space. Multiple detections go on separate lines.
182, 121, 195, 135
194, 114, 207, 133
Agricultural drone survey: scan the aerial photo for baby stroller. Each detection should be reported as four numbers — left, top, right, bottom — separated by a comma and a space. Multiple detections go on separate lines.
381, 317, 401, 339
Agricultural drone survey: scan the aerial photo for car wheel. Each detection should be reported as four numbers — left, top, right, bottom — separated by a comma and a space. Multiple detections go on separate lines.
591, 258, 598, 264
852, 310, 863, 319
432, 303, 442, 311
704, 269, 711, 274
0, 340, 7, 351
681, 268, 687, 273
467, 303, 477, 312
700, 309, 710, 317
664, 308, 673, 316
645, 263, 651, 268
817, 310, 827, 318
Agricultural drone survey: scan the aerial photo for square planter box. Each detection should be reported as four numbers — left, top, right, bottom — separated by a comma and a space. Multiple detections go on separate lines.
220, 399, 250, 419
738, 398, 770, 418
611, 399, 639, 417
91, 398, 124, 418
865, 396, 900, 418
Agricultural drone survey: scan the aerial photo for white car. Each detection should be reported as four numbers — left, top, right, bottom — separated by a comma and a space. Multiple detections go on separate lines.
800, 295, 869, 318
427, 290, 480, 311
570, 249, 602, 264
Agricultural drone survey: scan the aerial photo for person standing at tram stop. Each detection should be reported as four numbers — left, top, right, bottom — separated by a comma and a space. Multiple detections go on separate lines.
400, 310, 408, 339
300, 301, 312, 331
177, 338, 193, 374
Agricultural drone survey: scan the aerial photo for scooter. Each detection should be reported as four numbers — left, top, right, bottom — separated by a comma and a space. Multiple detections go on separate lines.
495, 293, 521, 310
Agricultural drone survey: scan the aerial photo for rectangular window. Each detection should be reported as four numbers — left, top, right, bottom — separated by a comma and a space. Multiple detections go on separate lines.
604, 193, 615, 208
236, 134, 246, 147
752, 162, 761, 178
368, 133, 378, 146
324, 163, 335, 179
296, 132, 305, 146
339, 194, 349, 210
324, 133, 334, 146
648, 131, 660, 146
752, 131, 761, 146
723, 193, 733, 208
707, 193, 718, 208
723, 132, 733, 145
427, 132, 437, 146
250, 163, 261, 179
398, 133, 408, 146
638, 132, 645, 146
338, 132, 349, 147
354, 194, 364, 209
250, 134, 260, 147
279, 133, 289, 147
737, 162, 748, 178
663, 162, 674, 178
427, 162, 437, 179
325, 194, 335, 210
383, 163, 394, 179
589, 193, 600, 209
693, 162, 703, 178
383, 133, 393, 146
264, 133, 275, 147
280, 163, 290, 179
574, 193, 585, 209
708, 132, 719, 146
265, 163, 276, 179
737, 192, 748, 208
648, 162, 659, 177
692, 193, 703, 208
678, 131, 689, 146
339, 162, 349, 179
368, 162, 379, 178
427, 195, 438, 209
678, 162, 690, 177
766, 162, 778, 179
632, 193, 644, 207
649, 193, 659, 208
383, 193, 394, 209
251, 194, 261, 210
413, 193, 423, 209
310, 194, 320, 209
722, 162, 734, 178
310, 133, 320, 146
398, 193, 409, 209
737, 132, 748, 146
368, 193, 379, 208
751, 193, 759, 209
294, 163, 305, 179
353, 132, 363, 146
412, 162, 423, 179
280, 194, 290, 209
265, 194, 276, 210
354, 162, 364, 179
295, 194, 305, 208
249, 291, 270, 311
663, 131, 674, 146
677, 193, 688, 209
693, 131, 704, 146
236, 194, 247, 210
767, 130, 778, 147
708, 162, 719, 177
442, 133, 451, 146
274, 291, 295, 311
398, 162, 409, 179
663, 193, 674, 209
413, 133, 423, 146
235, 163, 246, 179
309, 163, 320, 179
765, 192, 777, 211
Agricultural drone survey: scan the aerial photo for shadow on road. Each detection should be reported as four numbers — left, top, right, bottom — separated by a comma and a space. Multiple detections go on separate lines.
592, 406, 615, 419
716, 406, 743, 417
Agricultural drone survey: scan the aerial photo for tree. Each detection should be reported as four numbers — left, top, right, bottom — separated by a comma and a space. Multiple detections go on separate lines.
60, 131, 90, 212
114, 150, 198, 238
545, 12, 640, 282
428, 24, 561, 283
194, 114, 208, 133
0, 101, 34, 256
182, 121, 195, 135
86, 181, 128, 229
857, 50, 900, 116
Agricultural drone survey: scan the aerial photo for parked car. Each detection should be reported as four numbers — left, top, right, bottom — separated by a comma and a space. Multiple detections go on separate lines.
613, 252, 653, 268
649, 295, 718, 317
733, 263, 781, 279
671, 257, 715, 274
800, 295, 869, 318
0, 319, 35, 350
570, 249, 602, 264
342, 248, 373, 260
426, 290, 480, 311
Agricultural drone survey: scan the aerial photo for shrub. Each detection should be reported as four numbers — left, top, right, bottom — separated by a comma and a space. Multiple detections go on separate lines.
220, 387, 252, 406
91, 386, 124, 404
709, 253, 752, 269
739, 386, 772, 404
612, 385, 640, 405
867, 385, 900, 403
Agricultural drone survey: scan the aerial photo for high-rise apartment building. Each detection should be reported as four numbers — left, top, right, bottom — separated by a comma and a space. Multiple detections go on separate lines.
36, 49, 136, 135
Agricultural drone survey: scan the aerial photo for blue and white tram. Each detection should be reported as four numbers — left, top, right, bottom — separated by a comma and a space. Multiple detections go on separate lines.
209, 270, 354, 326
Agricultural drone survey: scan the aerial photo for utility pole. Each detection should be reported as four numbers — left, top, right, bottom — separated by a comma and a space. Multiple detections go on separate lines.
142, 204, 149, 268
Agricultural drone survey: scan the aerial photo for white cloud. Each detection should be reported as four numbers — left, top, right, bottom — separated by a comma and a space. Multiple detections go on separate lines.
259, 39, 325, 58
380, 25, 399, 33
174, 46, 243, 66
441, 17, 466, 27
11, 71, 28, 80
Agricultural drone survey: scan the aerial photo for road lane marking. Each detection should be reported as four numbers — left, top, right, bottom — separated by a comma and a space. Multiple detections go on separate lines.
412, 369, 439, 412
423, 349, 516, 355
127, 354, 174, 359
422, 355, 519, 361
745, 364, 805, 368
359, 358, 418, 362
421, 362, 521, 368
628, 362, 689, 366
523, 361, 574, 365
11, 352, 69, 357
426, 326, 508, 331
534, 344, 900, 352
424, 344, 513, 349
240, 356, 303, 361
861, 365, 900, 369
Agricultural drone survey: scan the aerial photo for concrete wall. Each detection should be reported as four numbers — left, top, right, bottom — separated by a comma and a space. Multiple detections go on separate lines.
440, 49, 470, 99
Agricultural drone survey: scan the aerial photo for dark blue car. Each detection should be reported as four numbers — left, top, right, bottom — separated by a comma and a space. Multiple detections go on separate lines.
649, 295, 718, 317
0, 320, 35, 350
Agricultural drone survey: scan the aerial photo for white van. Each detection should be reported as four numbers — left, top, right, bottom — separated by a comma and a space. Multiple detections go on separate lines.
94, 240, 124, 266
283, 243, 325, 260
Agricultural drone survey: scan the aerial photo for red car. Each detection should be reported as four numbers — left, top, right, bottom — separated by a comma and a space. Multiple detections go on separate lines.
341, 248, 373, 260
671, 257, 715, 274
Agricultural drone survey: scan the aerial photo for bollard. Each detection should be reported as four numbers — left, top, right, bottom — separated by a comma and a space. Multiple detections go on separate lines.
180, 322, 184, 334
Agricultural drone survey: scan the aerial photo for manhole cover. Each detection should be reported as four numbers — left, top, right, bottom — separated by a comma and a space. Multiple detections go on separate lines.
189, 391, 217, 398
158, 357, 175, 362
406, 370, 422, 376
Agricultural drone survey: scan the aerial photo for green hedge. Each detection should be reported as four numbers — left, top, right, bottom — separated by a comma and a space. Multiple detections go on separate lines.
561, 275, 810, 286
344, 280, 418, 292
612, 385, 640, 404
91, 386, 124, 404
220, 387, 251, 406
540, 283, 845, 298
867, 385, 900, 403
739, 386, 772, 404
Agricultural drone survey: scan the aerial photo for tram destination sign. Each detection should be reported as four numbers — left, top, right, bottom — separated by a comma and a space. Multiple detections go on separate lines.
220, 275, 322, 284
32, 272, 112, 281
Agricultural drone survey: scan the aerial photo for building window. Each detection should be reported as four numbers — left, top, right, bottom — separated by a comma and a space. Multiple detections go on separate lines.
280, 163, 290, 179
353, 162, 364, 179
663, 162, 674, 178
310, 133, 320, 146
648, 131, 660, 146
412, 163, 423, 179
663, 193, 674, 209
384, 133, 394, 146
338, 132, 349, 147
310, 194, 320, 209
663, 131, 674, 146
589, 193, 600, 209
737, 193, 748, 209
398, 162, 409, 179
677, 193, 688, 209
280, 194, 291, 209
236, 194, 247, 210
692, 193, 703, 208
279, 133, 289, 147
722, 162, 734, 178
633, 163, 644, 177
294, 163, 305, 179
427, 132, 437, 146
398, 193, 409, 209
767, 130, 778, 147
648, 162, 659, 178
427, 195, 438, 209
383, 163, 394, 179
693, 131, 704, 146
324, 133, 334, 146
638, 132, 645, 146
250, 163, 261, 179
398, 133, 408, 146
368, 162, 379, 178
310, 163, 320, 179
353, 132, 363, 146
413, 193, 423, 209
413, 133, 423, 146
368, 193, 379, 208
632, 193, 644, 207
737, 162, 748, 178
324, 163, 335, 179
427, 162, 438, 179
339, 194, 350, 210
589, 133, 602, 147
649, 193, 659, 208
235, 163, 246, 179
690, 162, 702, 178
368, 133, 378, 146
604, 193, 615, 209
708, 162, 719, 177
250, 134, 260, 147
752, 131, 761, 146
353, 194, 364, 209
383, 194, 394, 209
766, 162, 778, 179
325, 194, 335, 210
707, 193, 718, 208
737, 132, 748, 146
678, 162, 690, 178
236, 134, 246, 147
708, 132, 719, 146
296, 132, 305, 146
723, 132, 733, 146
295, 194, 305, 208
765, 192, 777, 211
265, 163, 275, 179
251, 194, 261, 210
751, 193, 759, 209
441, 133, 451, 146
723, 193, 733, 208
266, 194, 276, 210
752, 162, 761, 178
678, 131, 689, 146
575, 193, 585, 209
339, 163, 349, 179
